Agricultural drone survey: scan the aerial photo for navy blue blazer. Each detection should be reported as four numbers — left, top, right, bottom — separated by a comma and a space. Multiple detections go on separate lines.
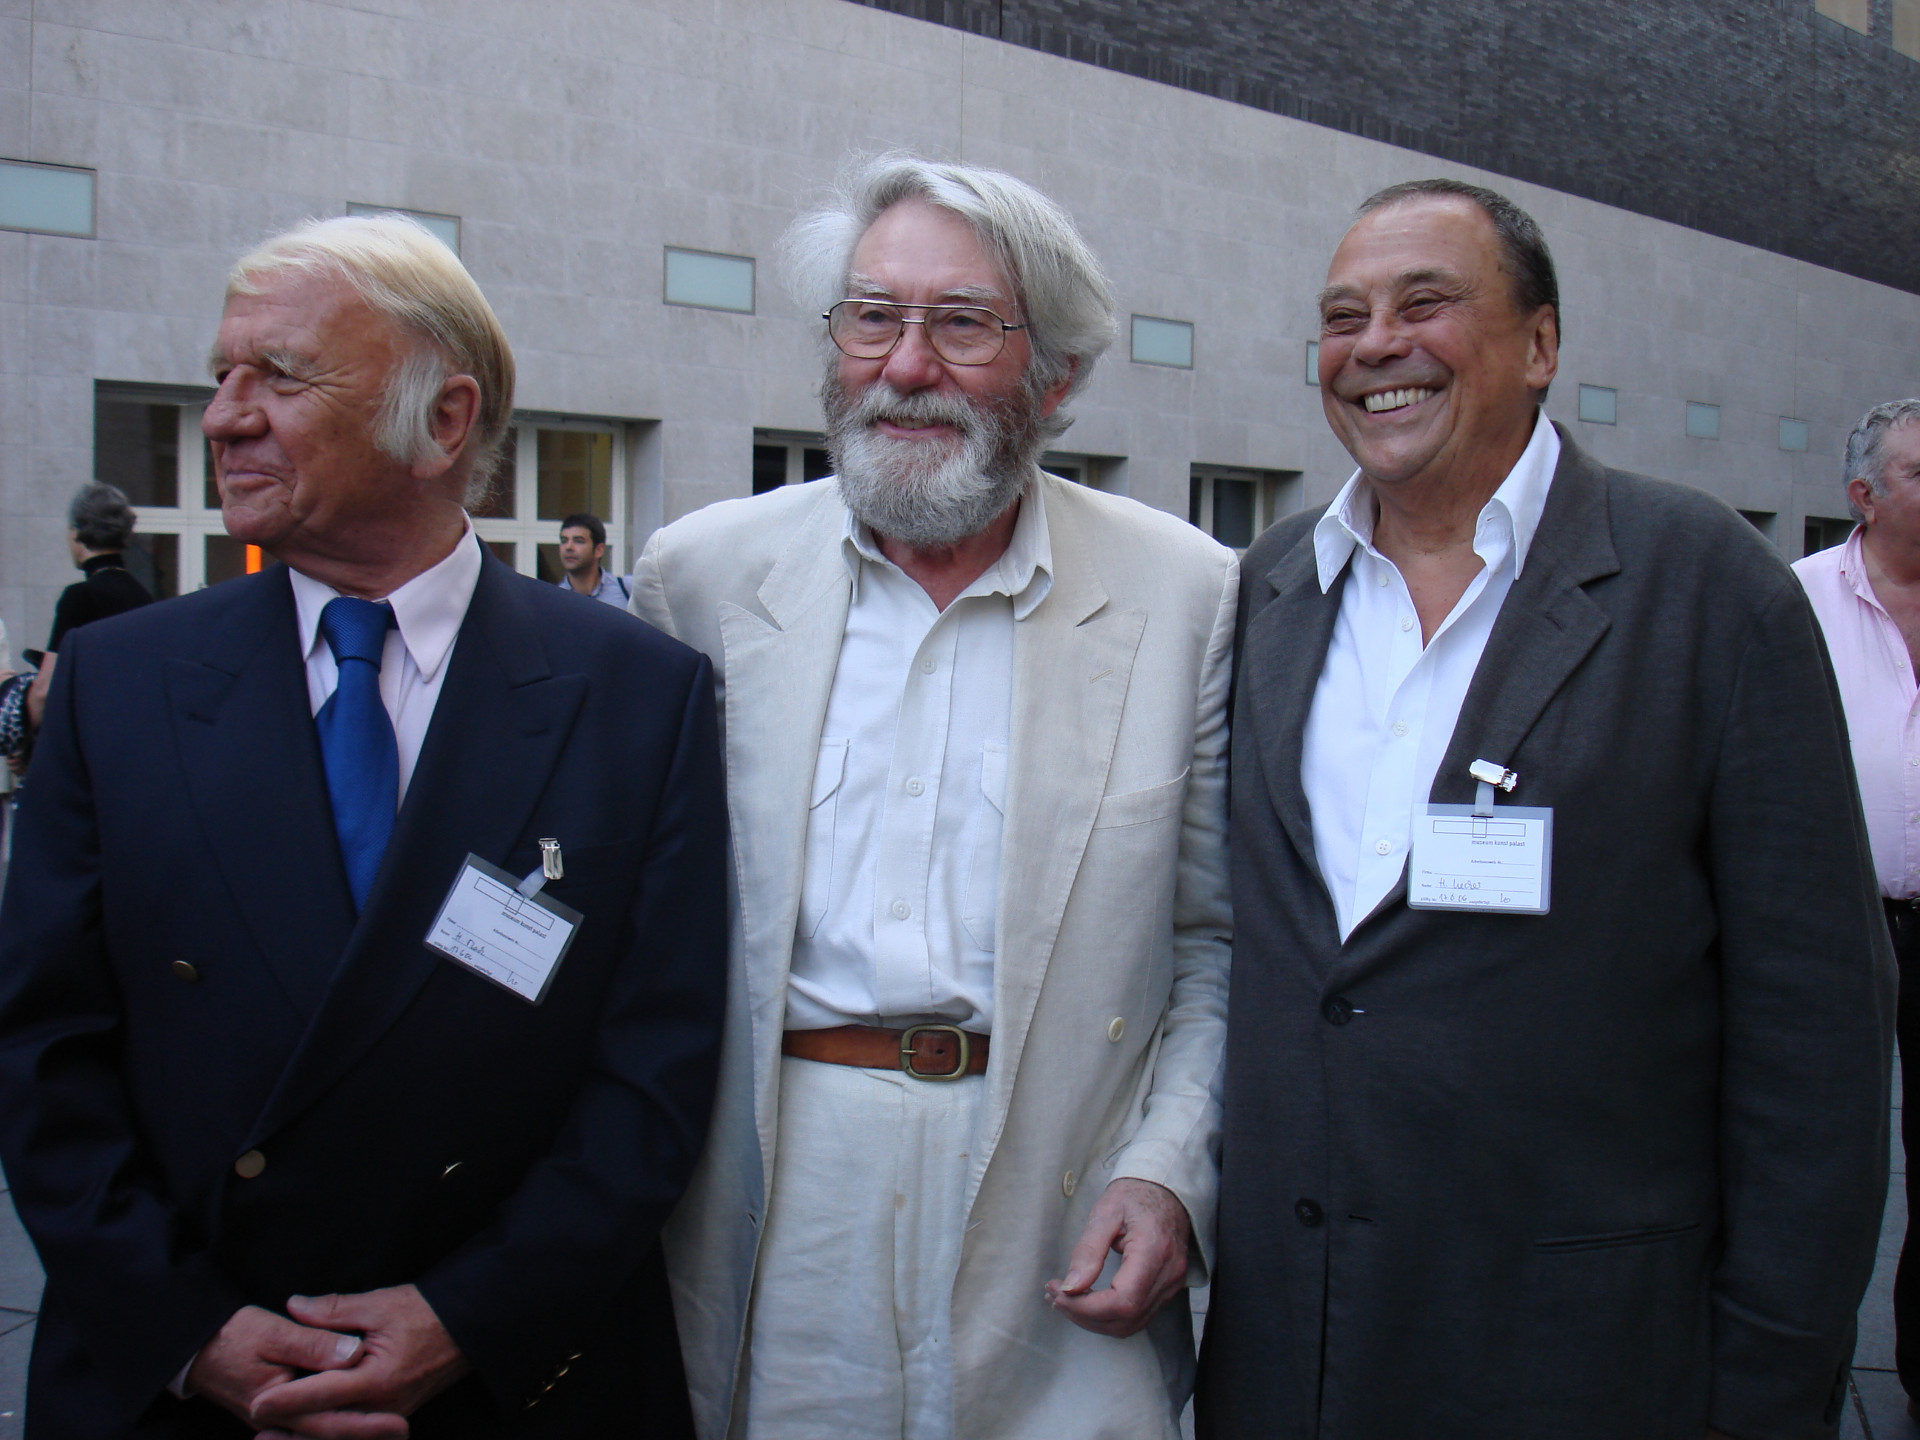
0, 546, 727, 1438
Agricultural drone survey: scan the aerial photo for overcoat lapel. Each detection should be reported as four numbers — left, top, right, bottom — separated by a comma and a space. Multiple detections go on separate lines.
246, 552, 586, 1143
718, 491, 854, 1163
973, 481, 1146, 1200
163, 568, 355, 1015
1431, 433, 1619, 805
1244, 524, 1345, 883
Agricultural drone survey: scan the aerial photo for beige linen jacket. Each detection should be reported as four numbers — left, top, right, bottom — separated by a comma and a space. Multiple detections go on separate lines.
635, 473, 1235, 1440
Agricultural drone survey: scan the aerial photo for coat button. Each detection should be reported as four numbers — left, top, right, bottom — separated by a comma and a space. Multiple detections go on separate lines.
1107, 1017, 1125, 1042
1062, 1170, 1077, 1197
1322, 995, 1355, 1026
441, 1161, 464, 1181
234, 1150, 266, 1179
171, 961, 200, 983
1295, 1198, 1324, 1227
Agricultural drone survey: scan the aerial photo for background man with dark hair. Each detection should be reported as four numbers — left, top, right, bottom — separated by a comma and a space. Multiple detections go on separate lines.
556, 512, 630, 608
1796, 397, 1920, 1419
0, 214, 727, 1439
1199, 179, 1892, 1439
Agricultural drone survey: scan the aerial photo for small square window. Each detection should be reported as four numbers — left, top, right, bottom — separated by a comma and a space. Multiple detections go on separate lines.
664, 248, 755, 313
1131, 315, 1194, 369
0, 159, 94, 237
1577, 384, 1617, 425
1778, 417, 1809, 452
1686, 402, 1721, 439
1738, 510, 1778, 543
346, 203, 460, 255
1304, 340, 1320, 387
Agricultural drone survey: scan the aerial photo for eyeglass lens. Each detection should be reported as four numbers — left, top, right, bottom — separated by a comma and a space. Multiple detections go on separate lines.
828, 301, 1010, 365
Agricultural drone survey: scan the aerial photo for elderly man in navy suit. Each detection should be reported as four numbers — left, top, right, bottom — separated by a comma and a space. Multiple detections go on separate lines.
0, 214, 727, 1439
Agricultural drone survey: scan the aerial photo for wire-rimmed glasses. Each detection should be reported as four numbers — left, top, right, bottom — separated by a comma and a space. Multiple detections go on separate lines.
824, 299, 1030, 366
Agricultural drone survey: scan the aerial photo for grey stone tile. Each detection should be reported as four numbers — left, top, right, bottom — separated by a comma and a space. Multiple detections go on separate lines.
0, 1318, 27, 1440
1844, 1377, 1870, 1440
1857, 1367, 1920, 1438
0, 1196, 40, 1317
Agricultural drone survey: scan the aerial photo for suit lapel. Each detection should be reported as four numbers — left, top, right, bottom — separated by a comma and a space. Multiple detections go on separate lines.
247, 552, 587, 1143
1430, 431, 1620, 804
974, 480, 1145, 1195
1243, 521, 1345, 883
720, 490, 855, 1163
163, 569, 355, 1014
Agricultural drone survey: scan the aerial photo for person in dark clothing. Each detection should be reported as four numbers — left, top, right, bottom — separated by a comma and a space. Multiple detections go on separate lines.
47, 481, 154, 651
2, 484, 156, 766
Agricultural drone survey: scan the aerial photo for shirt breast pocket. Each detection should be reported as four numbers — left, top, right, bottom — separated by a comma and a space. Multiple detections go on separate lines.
962, 742, 1008, 952
799, 738, 848, 939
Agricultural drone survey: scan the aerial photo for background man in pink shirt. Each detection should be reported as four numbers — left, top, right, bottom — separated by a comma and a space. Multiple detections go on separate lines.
1796, 397, 1920, 1417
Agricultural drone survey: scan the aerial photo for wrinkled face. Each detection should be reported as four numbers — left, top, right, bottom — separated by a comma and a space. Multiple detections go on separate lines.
1855, 419, 1920, 544
202, 271, 420, 565
1317, 196, 1557, 490
558, 525, 603, 574
836, 198, 1055, 437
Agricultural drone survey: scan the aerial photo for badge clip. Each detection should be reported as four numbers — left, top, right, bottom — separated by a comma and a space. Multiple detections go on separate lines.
1468, 759, 1518, 817
516, 840, 565, 899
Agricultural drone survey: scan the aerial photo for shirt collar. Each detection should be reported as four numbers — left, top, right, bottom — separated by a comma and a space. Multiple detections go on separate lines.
1312, 409, 1561, 593
840, 474, 1055, 619
1836, 523, 1885, 614
290, 518, 482, 682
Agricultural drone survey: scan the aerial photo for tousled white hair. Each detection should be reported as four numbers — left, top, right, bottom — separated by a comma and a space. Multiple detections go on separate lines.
781, 152, 1115, 441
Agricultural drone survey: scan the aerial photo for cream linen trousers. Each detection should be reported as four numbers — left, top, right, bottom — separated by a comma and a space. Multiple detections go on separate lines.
738, 1054, 986, 1440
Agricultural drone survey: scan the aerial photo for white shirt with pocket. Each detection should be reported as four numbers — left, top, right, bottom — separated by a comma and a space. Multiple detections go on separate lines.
784, 490, 1053, 1034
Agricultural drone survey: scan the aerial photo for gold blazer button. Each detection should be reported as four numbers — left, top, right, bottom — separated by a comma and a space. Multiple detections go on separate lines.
234, 1150, 266, 1179
171, 961, 199, 983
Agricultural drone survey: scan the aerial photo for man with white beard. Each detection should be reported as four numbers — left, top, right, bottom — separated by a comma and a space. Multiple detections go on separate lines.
633, 155, 1237, 1440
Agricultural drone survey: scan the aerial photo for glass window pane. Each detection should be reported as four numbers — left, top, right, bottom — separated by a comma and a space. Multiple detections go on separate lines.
1305, 340, 1320, 386
1212, 479, 1255, 549
802, 447, 833, 482
203, 430, 220, 509
1131, 315, 1194, 368
1779, 417, 1809, 452
1686, 401, 1720, 439
94, 398, 180, 507
752, 445, 786, 495
128, 532, 178, 600
536, 543, 564, 584
664, 248, 754, 313
471, 430, 518, 518
0, 160, 94, 236
485, 539, 518, 570
1577, 384, 1617, 425
536, 430, 611, 521
204, 534, 268, 586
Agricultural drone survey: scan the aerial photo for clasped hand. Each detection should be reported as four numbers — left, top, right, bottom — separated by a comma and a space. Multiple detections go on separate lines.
186, 1285, 466, 1438
1044, 1176, 1192, 1338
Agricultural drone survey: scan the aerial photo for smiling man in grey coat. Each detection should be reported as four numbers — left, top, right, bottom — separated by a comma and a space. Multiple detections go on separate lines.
1198, 179, 1893, 1440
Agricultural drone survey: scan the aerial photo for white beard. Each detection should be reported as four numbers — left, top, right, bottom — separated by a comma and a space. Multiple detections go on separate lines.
823, 372, 1046, 549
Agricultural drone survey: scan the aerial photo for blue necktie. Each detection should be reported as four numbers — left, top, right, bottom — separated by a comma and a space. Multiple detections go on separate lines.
316, 597, 398, 911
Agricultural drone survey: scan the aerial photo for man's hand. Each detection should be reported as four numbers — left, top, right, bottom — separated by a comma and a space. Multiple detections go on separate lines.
184, 1305, 387, 1437
1045, 1177, 1192, 1338
25, 654, 53, 731
247, 1285, 468, 1438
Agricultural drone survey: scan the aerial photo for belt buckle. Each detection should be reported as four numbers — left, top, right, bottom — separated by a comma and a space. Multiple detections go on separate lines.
899, 1023, 969, 1081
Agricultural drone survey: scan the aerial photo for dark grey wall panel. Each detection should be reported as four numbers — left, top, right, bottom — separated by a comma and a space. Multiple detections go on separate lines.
845, 0, 1920, 296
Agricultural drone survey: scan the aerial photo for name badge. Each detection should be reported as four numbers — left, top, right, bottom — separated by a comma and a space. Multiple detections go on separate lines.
425, 853, 582, 1005
1407, 761, 1551, 915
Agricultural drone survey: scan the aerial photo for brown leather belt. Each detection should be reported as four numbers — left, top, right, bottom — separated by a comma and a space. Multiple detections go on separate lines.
782, 1024, 989, 1081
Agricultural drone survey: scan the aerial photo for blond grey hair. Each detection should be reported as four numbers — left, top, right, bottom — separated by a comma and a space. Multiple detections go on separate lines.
225, 214, 515, 502
1845, 398, 1920, 521
781, 153, 1115, 439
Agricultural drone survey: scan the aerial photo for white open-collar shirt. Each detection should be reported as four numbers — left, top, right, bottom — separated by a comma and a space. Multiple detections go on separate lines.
1302, 411, 1559, 940
287, 521, 481, 802
784, 484, 1054, 1033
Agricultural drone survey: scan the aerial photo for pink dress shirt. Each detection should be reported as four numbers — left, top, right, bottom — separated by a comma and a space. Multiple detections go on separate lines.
1794, 526, 1920, 900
